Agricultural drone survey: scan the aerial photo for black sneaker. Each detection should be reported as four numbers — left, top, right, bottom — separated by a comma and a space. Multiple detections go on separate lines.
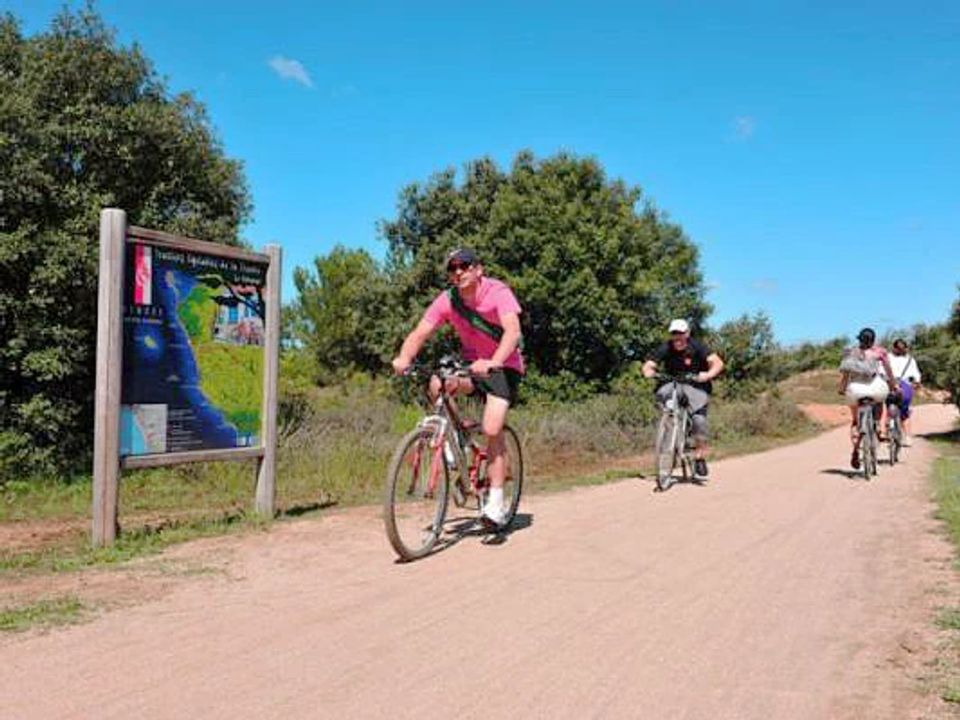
850, 449, 861, 470
694, 458, 709, 477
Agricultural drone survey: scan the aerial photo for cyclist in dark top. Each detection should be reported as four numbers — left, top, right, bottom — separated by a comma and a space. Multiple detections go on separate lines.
641, 319, 725, 477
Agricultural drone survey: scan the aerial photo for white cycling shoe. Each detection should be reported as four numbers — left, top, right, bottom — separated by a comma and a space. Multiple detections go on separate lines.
481, 500, 506, 528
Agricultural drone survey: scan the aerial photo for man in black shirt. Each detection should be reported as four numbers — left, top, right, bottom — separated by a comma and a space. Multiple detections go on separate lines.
641, 319, 725, 477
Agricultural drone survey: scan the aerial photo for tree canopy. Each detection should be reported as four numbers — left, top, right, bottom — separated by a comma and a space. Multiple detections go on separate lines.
293, 151, 711, 387
0, 6, 251, 477
290, 246, 388, 383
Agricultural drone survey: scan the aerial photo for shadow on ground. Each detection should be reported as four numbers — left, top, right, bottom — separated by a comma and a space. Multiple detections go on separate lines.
920, 429, 960, 444
396, 512, 536, 564
640, 471, 709, 493
280, 500, 338, 519
820, 468, 866, 480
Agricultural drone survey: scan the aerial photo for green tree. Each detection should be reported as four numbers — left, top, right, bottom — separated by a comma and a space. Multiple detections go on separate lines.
0, 6, 250, 478
774, 336, 848, 377
709, 312, 778, 385
377, 151, 710, 386
912, 292, 960, 412
291, 246, 389, 381
947, 295, 960, 411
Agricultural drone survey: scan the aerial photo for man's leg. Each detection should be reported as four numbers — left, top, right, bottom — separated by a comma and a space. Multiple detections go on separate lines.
682, 385, 710, 477
428, 375, 474, 413
482, 395, 509, 489
899, 381, 914, 441
691, 410, 709, 460
849, 404, 861, 469
481, 395, 510, 523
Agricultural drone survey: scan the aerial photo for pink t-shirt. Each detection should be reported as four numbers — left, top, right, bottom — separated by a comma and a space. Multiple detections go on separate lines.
868, 345, 889, 363
423, 277, 525, 373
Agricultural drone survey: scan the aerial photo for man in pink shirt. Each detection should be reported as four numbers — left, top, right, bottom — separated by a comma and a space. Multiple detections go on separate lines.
392, 248, 524, 527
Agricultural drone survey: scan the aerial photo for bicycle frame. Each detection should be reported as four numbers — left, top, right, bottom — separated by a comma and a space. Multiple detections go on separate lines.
414, 371, 488, 505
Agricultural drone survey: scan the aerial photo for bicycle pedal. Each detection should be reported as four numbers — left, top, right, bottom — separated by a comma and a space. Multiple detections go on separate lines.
478, 515, 505, 533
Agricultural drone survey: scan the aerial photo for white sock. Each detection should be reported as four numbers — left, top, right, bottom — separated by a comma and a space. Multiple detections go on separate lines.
488, 487, 504, 509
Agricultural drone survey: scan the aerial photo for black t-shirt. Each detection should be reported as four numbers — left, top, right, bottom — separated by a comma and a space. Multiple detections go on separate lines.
652, 338, 714, 394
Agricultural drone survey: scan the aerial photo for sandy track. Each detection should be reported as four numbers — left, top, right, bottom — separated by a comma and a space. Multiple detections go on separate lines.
1, 405, 957, 719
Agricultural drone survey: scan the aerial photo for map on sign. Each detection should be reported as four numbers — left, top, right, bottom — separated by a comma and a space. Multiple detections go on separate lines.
120, 242, 267, 456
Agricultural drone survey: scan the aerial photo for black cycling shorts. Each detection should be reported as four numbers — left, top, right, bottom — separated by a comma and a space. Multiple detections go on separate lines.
472, 368, 522, 406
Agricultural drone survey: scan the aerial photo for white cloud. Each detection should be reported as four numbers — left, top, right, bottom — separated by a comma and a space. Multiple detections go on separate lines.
732, 115, 756, 141
268, 56, 313, 88
749, 277, 778, 293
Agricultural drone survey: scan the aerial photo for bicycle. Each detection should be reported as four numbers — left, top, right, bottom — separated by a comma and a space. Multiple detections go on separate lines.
855, 398, 880, 480
884, 392, 904, 466
653, 373, 699, 492
383, 360, 524, 562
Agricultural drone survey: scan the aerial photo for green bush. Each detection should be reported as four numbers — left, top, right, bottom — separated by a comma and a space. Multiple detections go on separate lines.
712, 393, 813, 444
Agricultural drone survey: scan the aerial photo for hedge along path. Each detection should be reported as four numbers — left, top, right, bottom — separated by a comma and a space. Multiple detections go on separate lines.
0, 404, 957, 720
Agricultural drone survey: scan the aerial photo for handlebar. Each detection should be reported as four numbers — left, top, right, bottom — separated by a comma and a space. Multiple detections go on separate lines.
652, 371, 700, 384
401, 358, 472, 380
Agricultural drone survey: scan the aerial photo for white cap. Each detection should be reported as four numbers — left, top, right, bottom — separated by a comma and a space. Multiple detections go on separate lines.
667, 318, 690, 334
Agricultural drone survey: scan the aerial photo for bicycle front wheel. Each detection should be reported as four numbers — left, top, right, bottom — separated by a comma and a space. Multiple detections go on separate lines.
889, 412, 902, 465
384, 428, 449, 561
859, 408, 875, 480
655, 413, 678, 489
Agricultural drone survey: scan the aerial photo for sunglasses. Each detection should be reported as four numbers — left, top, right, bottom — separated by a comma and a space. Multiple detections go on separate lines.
447, 262, 474, 273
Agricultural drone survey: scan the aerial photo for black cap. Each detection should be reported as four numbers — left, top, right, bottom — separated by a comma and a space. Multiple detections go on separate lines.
857, 327, 876, 345
445, 248, 479, 268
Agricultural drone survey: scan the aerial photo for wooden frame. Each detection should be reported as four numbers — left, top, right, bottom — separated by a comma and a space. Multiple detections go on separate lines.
92, 209, 281, 546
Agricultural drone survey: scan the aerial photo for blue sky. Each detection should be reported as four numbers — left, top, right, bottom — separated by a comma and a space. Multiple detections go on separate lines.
9, 0, 959, 343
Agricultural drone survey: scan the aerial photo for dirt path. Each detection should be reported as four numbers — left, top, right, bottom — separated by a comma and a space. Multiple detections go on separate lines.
1, 405, 958, 719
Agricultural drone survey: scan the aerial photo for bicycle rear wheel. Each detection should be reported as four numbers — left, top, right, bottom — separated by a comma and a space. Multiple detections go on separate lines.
858, 407, 873, 480
888, 411, 902, 465
471, 424, 524, 528
865, 419, 878, 477
384, 428, 449, 561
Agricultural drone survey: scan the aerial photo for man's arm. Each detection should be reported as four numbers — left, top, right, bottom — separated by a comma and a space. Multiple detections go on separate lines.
470, 312, 521, 375
641, 359, 659, 378
392, 318, 436, 374
697, 353, 724, 383
881, 354, 897, 391
838, 370, 850, 395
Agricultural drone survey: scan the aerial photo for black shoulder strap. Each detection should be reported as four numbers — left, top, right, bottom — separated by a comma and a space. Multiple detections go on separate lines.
898, 354, 914, 380
448, 287, 503, 341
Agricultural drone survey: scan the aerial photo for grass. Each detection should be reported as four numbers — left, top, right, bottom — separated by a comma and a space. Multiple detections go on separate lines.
778, 369, 847, 406
0, 380, 820, 575
0, 596, 90, 633
928, 431, 960, 705
0, 514, 266, 574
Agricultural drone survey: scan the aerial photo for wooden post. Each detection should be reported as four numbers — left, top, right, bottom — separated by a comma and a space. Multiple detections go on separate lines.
255, 244, 282, 517
92, 209, 126, 546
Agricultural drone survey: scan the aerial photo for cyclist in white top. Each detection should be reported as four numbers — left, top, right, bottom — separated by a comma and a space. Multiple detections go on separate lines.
886, 338, 922, 441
